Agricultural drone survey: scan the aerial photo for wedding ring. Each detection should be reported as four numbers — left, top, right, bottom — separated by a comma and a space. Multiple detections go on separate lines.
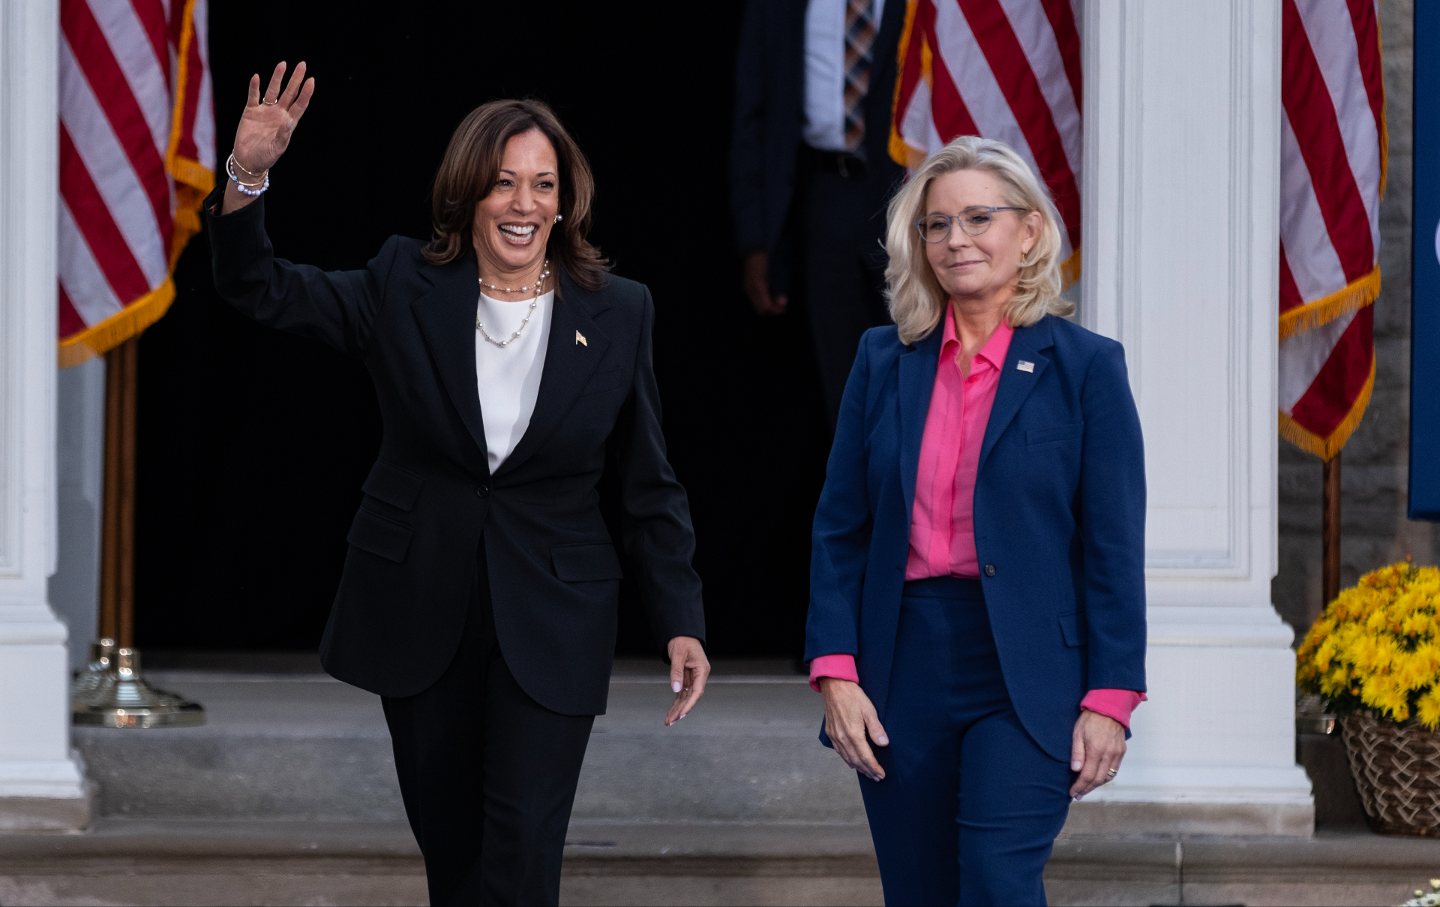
262, 97, 278, 106
1106, 768, 1119, 776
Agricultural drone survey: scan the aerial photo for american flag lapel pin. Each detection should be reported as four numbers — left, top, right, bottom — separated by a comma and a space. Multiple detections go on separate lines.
575, 330, 588, 347
1016, 360, 1035, 373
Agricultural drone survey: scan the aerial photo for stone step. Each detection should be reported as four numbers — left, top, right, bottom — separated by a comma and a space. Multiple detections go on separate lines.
73, 659, 865, 825
1, 818, 1435, 907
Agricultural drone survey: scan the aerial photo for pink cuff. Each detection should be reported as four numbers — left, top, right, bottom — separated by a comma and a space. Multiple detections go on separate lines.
808, 654, 859, 693
1080, 689, 1147, 730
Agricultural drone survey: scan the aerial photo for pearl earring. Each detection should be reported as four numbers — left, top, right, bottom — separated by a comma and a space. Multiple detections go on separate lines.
555, 214, 563, 224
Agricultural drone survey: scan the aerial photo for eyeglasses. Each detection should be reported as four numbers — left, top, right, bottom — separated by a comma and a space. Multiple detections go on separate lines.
915, 206, 1028, 243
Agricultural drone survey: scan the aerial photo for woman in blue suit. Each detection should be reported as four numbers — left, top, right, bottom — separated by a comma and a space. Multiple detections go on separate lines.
805, 135, 1147, 906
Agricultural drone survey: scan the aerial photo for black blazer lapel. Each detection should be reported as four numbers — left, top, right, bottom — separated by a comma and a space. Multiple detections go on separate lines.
978, 315, 1055, 473
411, 251, 491, 472
898, 327, 942, 517
495, 271, 610, 476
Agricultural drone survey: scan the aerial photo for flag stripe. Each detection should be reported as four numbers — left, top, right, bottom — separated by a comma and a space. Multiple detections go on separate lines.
1279, 111, 1348, 307
1278, 0, 1384, 460
891, 0, 1081, 272
956, 0, 1080, 247
58, 0, 213, 365
1287, 307, 1373, 436
1281, 0, 1374, 283
1000, 0, 1082, 179
1279, 248, 1303, 314
58, 200, 125, 325
1347, 0, 1385, 135
58, 124, 152, 304
60, 7, 172, 238
60, 38, 170, 287
1293, 0, 1381, 252
1040, 0, 1082, 116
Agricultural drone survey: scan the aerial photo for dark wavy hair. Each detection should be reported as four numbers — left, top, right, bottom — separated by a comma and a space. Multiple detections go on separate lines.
422, 98, 609, 290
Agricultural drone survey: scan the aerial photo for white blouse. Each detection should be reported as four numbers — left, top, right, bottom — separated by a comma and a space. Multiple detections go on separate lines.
474, 289, 555, 472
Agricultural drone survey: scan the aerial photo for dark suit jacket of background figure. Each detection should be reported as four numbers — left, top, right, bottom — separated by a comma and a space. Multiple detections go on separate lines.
729, 0, 907, 296
806, 314, 1148, 762
204, 186, 706, 717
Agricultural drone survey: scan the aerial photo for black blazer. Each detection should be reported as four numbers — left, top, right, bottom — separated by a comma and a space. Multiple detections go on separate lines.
204, 191, 705, 716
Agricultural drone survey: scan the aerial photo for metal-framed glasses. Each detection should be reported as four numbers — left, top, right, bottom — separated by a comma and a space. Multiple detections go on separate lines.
915, 206, 1028, 243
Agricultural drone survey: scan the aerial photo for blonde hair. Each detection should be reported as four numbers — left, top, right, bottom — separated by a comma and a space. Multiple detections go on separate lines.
885, 135, 1071, 344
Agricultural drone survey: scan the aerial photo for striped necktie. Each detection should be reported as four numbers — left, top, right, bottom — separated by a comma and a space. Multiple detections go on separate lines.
843, 0, 877, 151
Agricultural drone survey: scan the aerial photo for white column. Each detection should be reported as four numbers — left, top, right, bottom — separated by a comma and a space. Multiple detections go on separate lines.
0, 0, 93, 830
1070, 0, 1313, 835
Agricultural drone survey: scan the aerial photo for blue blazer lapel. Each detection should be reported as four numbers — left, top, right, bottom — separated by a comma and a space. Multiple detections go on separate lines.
898, 327, 943, 517
495, 271, 610, 476
410, 250, 491, 474
978, 316, 1055, 472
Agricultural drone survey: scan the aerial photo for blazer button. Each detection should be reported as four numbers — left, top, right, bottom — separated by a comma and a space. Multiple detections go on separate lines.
983, 563, 997, 577
475, 483, 490, 498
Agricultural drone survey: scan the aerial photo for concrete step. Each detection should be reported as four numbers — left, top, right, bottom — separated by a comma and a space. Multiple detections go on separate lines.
72, 659, 865, 825
1, 818, 1436, 906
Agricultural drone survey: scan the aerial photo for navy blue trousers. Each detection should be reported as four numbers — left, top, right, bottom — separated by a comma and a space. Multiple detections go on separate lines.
858, 577, 1073, 906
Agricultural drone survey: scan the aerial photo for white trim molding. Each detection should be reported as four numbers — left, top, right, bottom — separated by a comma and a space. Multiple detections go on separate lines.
0, 0, 93, 829
1072, 0, 1313, 835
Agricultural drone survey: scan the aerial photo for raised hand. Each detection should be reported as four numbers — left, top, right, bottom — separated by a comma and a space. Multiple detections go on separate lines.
232, 61, 315, 176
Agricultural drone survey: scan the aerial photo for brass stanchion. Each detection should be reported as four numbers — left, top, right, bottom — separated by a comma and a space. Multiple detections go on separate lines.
72, 339, 203, 728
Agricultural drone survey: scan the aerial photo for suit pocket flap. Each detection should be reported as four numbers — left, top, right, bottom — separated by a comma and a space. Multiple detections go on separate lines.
348, 508, 413, 563
580, 366, 627, 396
1027, 421, 1084, 447
1059, 611, 1087, 647
551, 543, 623, 581
362, 460, 423, 511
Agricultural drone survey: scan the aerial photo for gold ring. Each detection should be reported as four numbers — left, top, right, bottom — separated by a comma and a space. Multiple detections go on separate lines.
1106, 768, 1119, 776
262, 97, 278, 106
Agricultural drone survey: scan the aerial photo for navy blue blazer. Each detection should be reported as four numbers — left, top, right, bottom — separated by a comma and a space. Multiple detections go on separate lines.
805, 314, 1147, 762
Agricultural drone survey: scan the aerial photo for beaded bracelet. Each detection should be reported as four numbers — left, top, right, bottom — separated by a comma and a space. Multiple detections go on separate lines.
230, 153, 266, 180
225, 152, 270, 197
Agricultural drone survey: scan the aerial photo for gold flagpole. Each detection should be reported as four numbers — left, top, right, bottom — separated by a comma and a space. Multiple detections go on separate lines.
72, 338, 203, 728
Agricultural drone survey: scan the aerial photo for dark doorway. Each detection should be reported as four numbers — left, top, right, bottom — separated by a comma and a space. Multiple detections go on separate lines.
135, 3, 830, 659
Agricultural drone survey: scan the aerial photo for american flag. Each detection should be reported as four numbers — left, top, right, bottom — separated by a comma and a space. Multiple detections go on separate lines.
1277, 0, 1384, 460
57, 0, 214, 367
889, 0, 1082, 284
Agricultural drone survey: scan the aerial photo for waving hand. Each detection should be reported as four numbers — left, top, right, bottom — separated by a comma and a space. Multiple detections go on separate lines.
223, 61, 314, 212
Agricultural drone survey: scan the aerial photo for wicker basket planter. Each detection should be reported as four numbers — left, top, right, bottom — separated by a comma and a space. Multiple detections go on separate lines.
1340, 712, 1440, 836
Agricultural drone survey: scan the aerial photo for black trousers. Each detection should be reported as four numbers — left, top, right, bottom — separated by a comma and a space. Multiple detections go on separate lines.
799, 159, 896, 432
382, 547, 595, 906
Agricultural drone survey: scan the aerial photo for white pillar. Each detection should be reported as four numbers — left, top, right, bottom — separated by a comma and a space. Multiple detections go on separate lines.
1071, 0, 1313, 835
0, 0, 94, 830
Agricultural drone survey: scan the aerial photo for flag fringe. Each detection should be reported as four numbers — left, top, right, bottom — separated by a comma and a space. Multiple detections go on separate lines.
1278, 355, 1376, 461
1278, 266, 1380, 341
60, 0, 213, 367
889, 0, 932, 170
58, 279, 176, 368
1060, 248, 1081, 289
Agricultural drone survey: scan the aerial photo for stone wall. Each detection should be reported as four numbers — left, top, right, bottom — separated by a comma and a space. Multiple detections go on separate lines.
1275, 0, 1438, 637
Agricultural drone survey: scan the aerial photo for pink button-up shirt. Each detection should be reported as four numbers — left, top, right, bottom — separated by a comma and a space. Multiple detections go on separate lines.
810, 315, 1144, 729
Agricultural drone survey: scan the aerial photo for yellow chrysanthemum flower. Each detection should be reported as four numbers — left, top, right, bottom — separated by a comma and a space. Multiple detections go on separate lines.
1297, 560, 1440, 726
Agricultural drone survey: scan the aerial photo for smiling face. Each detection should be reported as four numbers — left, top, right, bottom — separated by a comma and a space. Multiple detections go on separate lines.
471, 128, 560, 285
922, 168, 1040, 314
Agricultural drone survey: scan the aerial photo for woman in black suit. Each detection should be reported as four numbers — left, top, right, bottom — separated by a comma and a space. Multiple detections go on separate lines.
206, 62, 711, 906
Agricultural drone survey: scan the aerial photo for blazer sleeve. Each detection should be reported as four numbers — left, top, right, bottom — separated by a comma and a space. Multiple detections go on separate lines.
204, 187, 398, 357
608, 287, 706, 648
805, 333, 875, 662
1078, 341, 1148, 692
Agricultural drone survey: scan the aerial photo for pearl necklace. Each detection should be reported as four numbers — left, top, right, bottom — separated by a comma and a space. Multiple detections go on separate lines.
477, 260, 550, 295
476, 265, 549, 349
